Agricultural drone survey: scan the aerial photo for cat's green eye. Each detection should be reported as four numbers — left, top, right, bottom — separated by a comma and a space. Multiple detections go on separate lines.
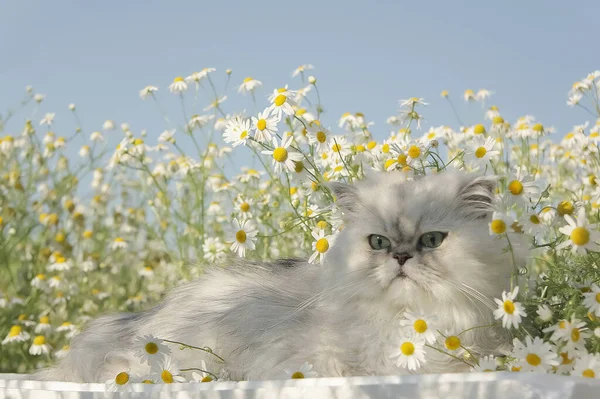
368, 234, 392, 250
418, 231, 447, 249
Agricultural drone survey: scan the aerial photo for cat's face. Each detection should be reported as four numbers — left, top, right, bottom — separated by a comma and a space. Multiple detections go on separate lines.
326, 171, 514, 313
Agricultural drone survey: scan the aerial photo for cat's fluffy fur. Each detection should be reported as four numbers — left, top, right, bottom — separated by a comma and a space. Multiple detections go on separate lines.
36, 171, 524, 382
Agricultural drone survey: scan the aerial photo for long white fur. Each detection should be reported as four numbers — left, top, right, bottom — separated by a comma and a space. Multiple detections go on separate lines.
35, 171, 526, 382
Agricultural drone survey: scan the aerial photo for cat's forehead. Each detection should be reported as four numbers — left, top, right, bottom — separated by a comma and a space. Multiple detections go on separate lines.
357, 174, 461, 234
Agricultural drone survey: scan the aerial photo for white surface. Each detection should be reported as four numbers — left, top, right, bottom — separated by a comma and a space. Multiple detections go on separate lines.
1, 372, 599, 399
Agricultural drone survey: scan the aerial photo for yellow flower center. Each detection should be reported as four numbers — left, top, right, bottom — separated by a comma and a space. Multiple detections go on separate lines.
133, 138, 144, 145
475, 147, 487, 158
240, 202, 250, 212
583, 369, 596, 378
571, 227, 590, 246
36, 274, 46, 280
367, 141, 377, 150
492, 116, 505, 125
277, 87, 287, 93
503, 300, 515, 314
413, 319, 427, 333
316, 131, 327, 143
445, 336, 461, 351
384, 159, 396, 170
114, 237, 125, 243
473, 124, 486, 134
571, 328, 581, 342
33, 336, 46, 345
291, 371, 305, 379
161, 370, 174, 383
316, 238, 329, 253
201, 376, 213, 382
145, 342, 159, 354
294, 161, 304, 173
40, 316, 49, 324
256, 119, 267, 131
236, 230, 247, 243
511, 366, 521, 372
243, 77, 253, 83
557, 201, 574, 216
526, 353, 541, 366
400, 342, 415, 356
595, 292, 600, 303
83, 230, 93, 239
490, 220, 506, 234
273, 147, 288, 162
408, 145, 421, 159
560, 352, 573, 365
530, 215, 540, 224
532, 123, 544, 132
8, 325, 22, 337
274, 94, 287, 107
508, 180, 524, 195
317, 221, 328, 229
142, 379, 154, 384
116, 372, 129, 385
381, 143, 390, 153
173, 77, 184, 83
240, 130, 248, 139
397, 154, 407, 165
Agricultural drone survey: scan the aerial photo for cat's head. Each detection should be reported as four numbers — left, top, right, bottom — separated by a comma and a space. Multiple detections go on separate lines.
325, 171, 517, 317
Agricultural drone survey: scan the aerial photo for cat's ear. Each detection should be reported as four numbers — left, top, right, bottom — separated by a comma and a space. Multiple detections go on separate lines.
328, 182, 361, 214
457, 175, 496, 218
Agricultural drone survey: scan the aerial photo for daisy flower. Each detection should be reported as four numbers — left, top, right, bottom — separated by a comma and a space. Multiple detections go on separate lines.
282, 362, 318, 379
292, 64, 314, 77
267, 88, 297, 118
465, 136, 500, 168
557, 208, 600, 253
307, 126, 331, 153
399, 312, 437, 344
139, 85, 158, 99
151, 356, 187, 384
110, 237, 128, 250
562, 321, 591, 356
2, 325, 30, 344
191, 360, 217, 382
399, 97, 428, 108
389, 333, 426, 371
234, 195, 254, 219
489, 211, 514, 236
230, 218, 258, 257
511, 336, 558, 372
185, 68, 215, 84
572, 353, 600, 379
223, 118, 251, 147
133, 335, 171, 366
504, 169, 539, 207
203, 96, 228, 111
105, 371, 135, 392
35, 315, 51, 333
405, 141, 426, 161
583, 284, 600, 317
39, 112, 55, 126
30, 274, 47, 289
308, 228, 335, 265
471, 355, 497, 372
47, 254, 70, 272
493, 287, 527, 329
251, 111, 279, 143
202, 237, 227, 264
328, 136, 352, 160
238, 77, 262, 94
261, 136, 303, 174
158, 129, 175, 143
169, 77, 188, 93
29, 335, 51, 356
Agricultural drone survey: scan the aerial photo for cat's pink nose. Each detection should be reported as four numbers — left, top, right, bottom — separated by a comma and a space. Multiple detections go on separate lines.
393, 252, 413, 266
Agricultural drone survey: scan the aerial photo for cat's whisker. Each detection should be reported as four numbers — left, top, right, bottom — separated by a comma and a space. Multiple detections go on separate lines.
460, 282, 496, 308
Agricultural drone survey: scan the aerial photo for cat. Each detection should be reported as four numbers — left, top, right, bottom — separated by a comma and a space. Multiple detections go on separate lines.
36, 170, 523, 382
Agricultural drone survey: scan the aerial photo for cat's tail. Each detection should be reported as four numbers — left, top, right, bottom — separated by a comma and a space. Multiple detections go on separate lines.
32, 312, 141, 382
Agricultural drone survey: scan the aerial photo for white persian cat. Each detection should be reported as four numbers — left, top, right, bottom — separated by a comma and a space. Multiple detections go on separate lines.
37, 171, 524, 382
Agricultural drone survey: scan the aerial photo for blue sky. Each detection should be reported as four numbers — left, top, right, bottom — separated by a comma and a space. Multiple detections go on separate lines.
1, 0, 599, 155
